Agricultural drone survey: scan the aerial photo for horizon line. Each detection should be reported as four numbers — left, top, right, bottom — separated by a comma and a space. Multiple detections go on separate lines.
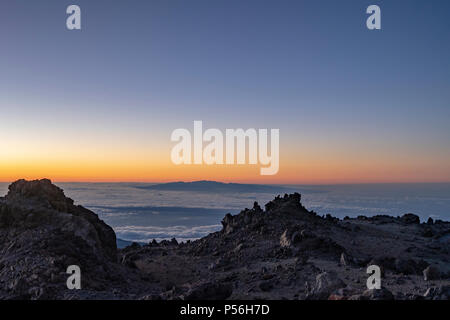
1, 179, 450, 186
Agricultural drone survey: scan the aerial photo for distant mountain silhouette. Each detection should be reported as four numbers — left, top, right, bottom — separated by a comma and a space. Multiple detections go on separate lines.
134, 180, 294, 193
116, 238, 146, 249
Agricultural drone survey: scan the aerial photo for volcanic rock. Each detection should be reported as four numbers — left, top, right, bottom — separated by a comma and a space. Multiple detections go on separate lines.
1, 180, 450, 300
423, 265, 441, 281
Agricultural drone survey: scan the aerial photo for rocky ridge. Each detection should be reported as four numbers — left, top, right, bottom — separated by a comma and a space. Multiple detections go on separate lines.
1, 179, 449, 300
0, 179, 153, 299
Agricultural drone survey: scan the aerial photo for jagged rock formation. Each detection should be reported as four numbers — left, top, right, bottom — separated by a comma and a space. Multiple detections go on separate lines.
0, 179, 153, 299
122, 192, 450, 300
0, 180, 449, 300
2, 179, 117, 261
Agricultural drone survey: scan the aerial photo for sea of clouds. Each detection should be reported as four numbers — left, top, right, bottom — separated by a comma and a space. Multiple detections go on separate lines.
1, 182, 449, 243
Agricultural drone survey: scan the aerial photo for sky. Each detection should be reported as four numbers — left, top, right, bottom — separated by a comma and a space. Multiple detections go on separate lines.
0, 0, 449, 184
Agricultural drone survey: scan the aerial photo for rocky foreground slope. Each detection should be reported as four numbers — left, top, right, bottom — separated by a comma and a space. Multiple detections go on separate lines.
1, 179, 449, 300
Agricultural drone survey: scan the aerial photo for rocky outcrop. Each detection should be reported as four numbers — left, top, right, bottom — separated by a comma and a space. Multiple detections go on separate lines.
400, 213, 421, 225
1, 180, 449, 300
0, 179, 151, 299
121, 190, 449, 300
1, 179, 117, 261
306, 271, 346, 300
423, 265, 441, 281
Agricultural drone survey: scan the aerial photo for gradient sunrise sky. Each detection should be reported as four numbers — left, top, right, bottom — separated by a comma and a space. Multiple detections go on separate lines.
1, 0, 449, 184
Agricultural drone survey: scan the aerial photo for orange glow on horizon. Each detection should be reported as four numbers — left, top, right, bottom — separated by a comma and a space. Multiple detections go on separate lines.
1, 159, 450, 184
1, 137, 450, 184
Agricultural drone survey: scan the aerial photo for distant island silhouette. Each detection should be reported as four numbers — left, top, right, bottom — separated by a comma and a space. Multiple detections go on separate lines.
134, 180, 298, 193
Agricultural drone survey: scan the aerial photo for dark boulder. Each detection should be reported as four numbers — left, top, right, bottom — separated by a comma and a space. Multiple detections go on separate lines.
400, 213, 420, 225
423, 265, 441, 281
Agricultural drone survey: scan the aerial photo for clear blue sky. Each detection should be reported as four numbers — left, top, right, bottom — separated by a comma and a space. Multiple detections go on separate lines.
1, 0, 449, 183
